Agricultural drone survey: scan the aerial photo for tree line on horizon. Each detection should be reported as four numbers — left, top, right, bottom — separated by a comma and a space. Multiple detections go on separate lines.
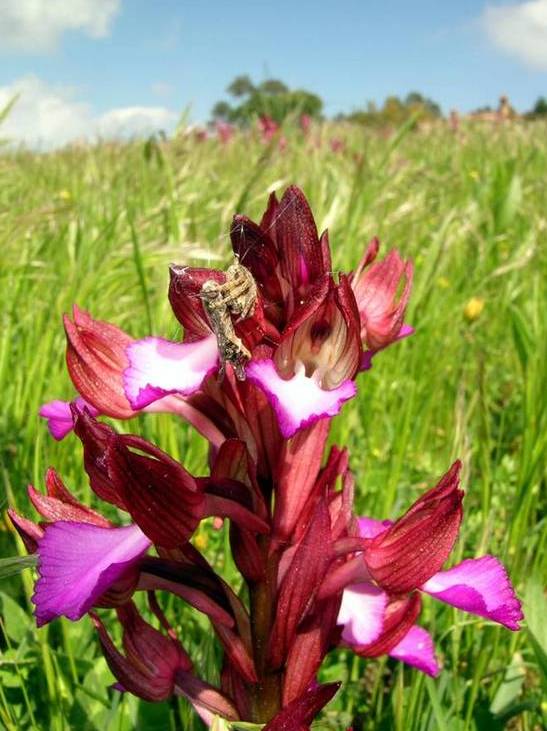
211, 74, 547, 127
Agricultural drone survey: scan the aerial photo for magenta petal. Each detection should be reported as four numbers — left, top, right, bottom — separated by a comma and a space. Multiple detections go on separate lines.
338, 582, 388, 645
421, 556, 523, 630
246, 360, 357, 438
39, 397, 99, 440
389, 625, 439, 676
357, 516, 392, 539
359, 324, 414, 372
398, 323, 414, 340
33, 522, 151, 625
123, 335, 219, 409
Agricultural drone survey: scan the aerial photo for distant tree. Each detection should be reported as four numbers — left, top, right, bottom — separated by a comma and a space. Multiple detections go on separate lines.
257, 79, 289, 95
344, 92, 441, 127
528, 96, 547, 117
211, 101, 233, 121
211, 75, 323, 125
405, 91, 441, 117
226, 75, 255, 98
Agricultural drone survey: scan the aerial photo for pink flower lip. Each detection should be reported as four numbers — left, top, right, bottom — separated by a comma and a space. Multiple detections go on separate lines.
422, 555, 523, 631
39, 397, 99, 440
389, 625, 439, 677
246, 358, 357, 438
123, 334, 219, 409
33, 521, 151, 626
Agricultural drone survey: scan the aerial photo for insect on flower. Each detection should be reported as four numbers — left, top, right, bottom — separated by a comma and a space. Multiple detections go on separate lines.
199, 257, 258, 380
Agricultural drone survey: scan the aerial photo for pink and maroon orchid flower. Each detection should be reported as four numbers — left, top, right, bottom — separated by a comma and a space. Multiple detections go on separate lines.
336, 462, 523, 676
13, 186, 522, 727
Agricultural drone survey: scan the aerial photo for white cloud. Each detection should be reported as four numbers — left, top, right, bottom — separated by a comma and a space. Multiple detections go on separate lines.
482, 0, 547, 70
98, 106, 177, 137
0, 0, 120, 52
0, 76, 177, 149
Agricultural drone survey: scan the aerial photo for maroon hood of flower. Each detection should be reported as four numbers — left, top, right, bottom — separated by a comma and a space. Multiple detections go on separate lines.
64, 305, 135, 418
363, 461, 464, 593
351, 238, 413, 351
73, 407, 127, 510
92, 602, 191, 703
227, 186, 332, 330
168, 265, 225, 340
105, 431, 206, 549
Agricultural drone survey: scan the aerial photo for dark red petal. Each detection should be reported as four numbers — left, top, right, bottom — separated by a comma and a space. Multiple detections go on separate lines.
27, 483, 111, 526
319, 229, 332, 277
279, 275, 331, 344
138, 557, 235, 627
64, 306, 134, 418
7, 509, 43, 552
365, 461, 464, 593
174, 669, 239, 722
333, 274, 362, 381
92, 610, 180, 703
117, 602, 191, 675
229, 525, 265, 582
168, 265, 221, 339
260, 191, 280, 240
73, 409, 126, 509
106, 433, 205, 548
329, 465, 356, 541
275, 186, 324, 297
283, 596, 341, 704
263, 683, 341, 730
237, 376, 284, 482
45, 467, 80, 503
210, 440, 269, 582
221, 664, 252, 719
269, 499, 332, 668
293, 445, 348, 543
273, 419, 330, 540
214, 623, 258, 683
203, 491, 270, 535
230, 214, 283, 305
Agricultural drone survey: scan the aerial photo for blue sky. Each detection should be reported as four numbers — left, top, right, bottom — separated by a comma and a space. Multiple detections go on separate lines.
1, 0, 546, 146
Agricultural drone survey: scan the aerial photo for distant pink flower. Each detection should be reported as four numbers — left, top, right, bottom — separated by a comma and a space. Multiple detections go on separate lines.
330, 138, 345, 153
300, 114, 312, 135
216, 121, 235, 144
194, 128, 208, 142
258, 115, 280, 142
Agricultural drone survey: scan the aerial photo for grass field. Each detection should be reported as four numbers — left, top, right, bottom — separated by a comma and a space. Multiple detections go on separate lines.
0, 120, 546, 730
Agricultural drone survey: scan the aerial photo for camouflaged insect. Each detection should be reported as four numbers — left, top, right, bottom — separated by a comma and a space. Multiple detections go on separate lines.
199, 259, 257, 380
